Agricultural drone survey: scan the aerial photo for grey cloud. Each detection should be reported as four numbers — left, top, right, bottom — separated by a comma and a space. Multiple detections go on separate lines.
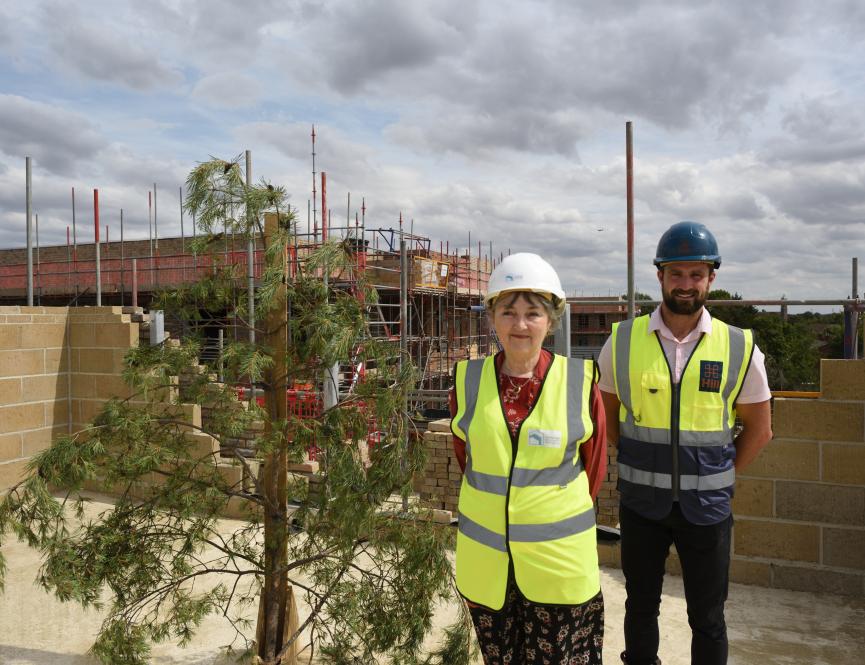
45, 4, 184, 91
763, 96, 865, 164
318, 0, 475, 94
637, 162, 765, 222
179, 0, 289, 62
0, 95, 105, 175
387, 108, 586, 158
191, 72, 263, 108
759, 168, 865, 226
367, 0, 803, 159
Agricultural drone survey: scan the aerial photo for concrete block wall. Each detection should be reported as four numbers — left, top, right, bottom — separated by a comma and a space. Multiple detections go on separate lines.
0, 307, 71, 490
0, 307, 248, 515
66, 307, 141, 432
414, 419, 462, 514
596, 446, 618, 527
731, 359, 865, 595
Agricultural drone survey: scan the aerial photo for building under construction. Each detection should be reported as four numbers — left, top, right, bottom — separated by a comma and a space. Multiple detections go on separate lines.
0, 223, 497, 412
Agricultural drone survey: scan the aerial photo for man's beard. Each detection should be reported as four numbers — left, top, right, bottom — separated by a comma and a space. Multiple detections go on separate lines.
662, 287, 707, 315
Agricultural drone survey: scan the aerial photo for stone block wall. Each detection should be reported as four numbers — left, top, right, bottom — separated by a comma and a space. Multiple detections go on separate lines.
66, 307, 141, 432
414, 419, 461, 514
0, 306, 153, 491
0, 307, 239, 498
0, 307, 71, 490
731, 359, 865, 595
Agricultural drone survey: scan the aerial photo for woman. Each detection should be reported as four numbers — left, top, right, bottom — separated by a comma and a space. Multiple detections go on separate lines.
450, 252, 607, 664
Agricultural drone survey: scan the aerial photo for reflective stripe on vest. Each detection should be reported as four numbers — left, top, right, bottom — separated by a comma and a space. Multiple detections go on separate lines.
451, 354, 599, 609
611, 314, 753, 525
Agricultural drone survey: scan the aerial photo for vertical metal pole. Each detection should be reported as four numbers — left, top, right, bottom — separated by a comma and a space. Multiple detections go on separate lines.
311, 125, 317, 243
94, 189, 101, 306
120, 209, 125, 307
72, 186, 78, 301
35, 213, 40, 305
153, 182, 159, 287
179, 186, 185, 254
854, 257, 860, 360
153, 182, 159, 254
25, 156, 33, 306
148, 190, 153, 259
132, 258, 138, 308
148, 190, 153, 286
626, 121, 635, 319
66, 226, 71, 291
399, 235, 408, 511
321, 171, 327, 243
554, 303, 572, 357
246, 150, 255, 344
71, 187, 78, 256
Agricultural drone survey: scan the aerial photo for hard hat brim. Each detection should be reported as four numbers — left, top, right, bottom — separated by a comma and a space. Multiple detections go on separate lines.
484, 288, 567, 315
654, 256, 721, 269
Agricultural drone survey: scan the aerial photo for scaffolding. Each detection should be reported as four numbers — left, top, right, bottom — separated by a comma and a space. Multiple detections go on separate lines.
0, 221, 497, 414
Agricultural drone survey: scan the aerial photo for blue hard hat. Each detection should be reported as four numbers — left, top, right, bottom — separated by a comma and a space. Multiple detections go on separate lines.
653, 221, 721, 269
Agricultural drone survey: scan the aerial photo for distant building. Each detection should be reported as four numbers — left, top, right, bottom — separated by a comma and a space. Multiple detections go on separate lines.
566, 296, 639, 358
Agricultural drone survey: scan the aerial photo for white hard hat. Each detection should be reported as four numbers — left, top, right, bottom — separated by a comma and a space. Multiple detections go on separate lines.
485, 253, 566, 314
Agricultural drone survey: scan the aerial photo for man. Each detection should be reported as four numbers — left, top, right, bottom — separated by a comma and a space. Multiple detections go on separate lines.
598, 221, 773, 665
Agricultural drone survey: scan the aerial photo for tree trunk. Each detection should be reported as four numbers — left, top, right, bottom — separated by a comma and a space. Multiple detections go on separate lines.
256, 212, 296, 664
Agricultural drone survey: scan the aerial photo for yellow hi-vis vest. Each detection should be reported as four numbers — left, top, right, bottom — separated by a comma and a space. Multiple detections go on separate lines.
611, 313, 754, 525
451, 354, 599, 610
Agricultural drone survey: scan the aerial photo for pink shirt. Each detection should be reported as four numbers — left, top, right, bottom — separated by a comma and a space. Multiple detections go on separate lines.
598, 307, 771, 404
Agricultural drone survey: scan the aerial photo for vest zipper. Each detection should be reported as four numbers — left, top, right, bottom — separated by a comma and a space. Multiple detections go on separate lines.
654, 331, 704, 504
496, 352, 555, 588
670, 383, 681, 501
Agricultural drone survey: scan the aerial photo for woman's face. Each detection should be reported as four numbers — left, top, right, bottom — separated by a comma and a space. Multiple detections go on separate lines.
490, 292, 552, 361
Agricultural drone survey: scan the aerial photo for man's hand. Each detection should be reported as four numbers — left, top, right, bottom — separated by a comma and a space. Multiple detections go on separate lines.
733, 400, 773, 471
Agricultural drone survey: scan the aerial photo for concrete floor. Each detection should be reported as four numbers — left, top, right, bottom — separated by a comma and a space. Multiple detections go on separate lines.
1, 497, 863, 664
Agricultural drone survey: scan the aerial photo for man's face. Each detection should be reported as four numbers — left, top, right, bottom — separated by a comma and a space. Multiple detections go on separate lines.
657, 261, 715, 315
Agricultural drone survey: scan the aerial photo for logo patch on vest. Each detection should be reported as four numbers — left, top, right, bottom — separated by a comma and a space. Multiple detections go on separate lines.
699, 360, 723, 392
527, 429, 562, 448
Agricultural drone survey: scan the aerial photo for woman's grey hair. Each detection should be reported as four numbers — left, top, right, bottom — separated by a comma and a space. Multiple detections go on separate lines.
487, 291, 564, 329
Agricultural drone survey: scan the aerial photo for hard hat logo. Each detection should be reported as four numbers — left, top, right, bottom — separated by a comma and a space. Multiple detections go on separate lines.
654, 220, 721, 269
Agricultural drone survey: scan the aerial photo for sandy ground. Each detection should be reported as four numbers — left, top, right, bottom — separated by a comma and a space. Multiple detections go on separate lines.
1, 496, 863, 665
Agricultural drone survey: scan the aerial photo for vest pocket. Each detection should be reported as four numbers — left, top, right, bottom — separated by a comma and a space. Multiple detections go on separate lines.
695, 444, 735, 506
638, 372, 669, 426
691, 403, 724, 431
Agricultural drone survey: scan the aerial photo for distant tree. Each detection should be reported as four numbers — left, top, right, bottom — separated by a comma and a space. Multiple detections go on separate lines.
621, 291, 654, 301
707, 290, 758, 329
752, 316, 820, 390
819, 323, 845, 358
0, 157, 473, 665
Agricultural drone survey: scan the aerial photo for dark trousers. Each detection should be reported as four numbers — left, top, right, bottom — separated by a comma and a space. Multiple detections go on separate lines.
620, 502, 732, 665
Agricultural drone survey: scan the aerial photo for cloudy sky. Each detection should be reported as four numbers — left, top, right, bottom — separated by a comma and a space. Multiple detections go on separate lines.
1, 0, 864, 304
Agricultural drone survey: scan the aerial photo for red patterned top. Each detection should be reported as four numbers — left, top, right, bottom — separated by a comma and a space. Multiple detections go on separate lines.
449, 349, 607, 500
